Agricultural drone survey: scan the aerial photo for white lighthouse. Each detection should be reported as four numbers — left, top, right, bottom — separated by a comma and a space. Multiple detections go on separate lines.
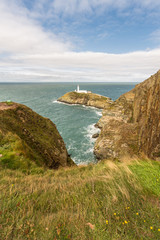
75, 85, 88, 93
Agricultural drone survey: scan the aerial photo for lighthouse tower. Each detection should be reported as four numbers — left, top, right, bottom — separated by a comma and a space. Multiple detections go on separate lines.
75, 85, 88, 93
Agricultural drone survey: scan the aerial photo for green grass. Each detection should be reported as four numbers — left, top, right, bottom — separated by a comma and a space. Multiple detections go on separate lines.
0, 132, 44, 172
0, 159, 160, 239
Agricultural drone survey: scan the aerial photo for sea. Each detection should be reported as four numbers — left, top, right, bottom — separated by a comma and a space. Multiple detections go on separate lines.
0, 82, 137, 165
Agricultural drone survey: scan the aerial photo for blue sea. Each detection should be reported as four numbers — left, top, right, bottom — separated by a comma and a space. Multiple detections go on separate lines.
0, 83, 137, 165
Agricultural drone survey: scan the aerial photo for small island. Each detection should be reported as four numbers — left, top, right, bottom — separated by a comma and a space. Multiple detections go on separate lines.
58, 85, 113, 109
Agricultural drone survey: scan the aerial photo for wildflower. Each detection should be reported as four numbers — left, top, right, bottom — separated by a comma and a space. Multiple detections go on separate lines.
136, 213, 139, 215
46, 228, 48, 231
144, 220, 146, 222
114, 213, 116, 216
124, 220, 128, 224
150, 227, 153, 230
128, 207, 130, 209
122, 222, 124, 225
158, 229, 160, 232
106, 220, 109, 224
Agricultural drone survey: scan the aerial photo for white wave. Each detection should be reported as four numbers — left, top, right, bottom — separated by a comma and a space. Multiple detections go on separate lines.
53, 100, 102, 115
52, 100, 79, 106
52, 100, 58, 103
95, 110, 102, 116
84, 123, 100, 143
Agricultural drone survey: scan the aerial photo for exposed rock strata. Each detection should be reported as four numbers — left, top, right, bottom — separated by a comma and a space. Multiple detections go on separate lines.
58, 91, 113, 109
94, 70, 160, 160
0, 102, 74, 169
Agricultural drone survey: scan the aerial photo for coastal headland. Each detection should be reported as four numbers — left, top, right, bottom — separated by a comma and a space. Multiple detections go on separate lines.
58, 70, 160, 161
1, 72, 160, 240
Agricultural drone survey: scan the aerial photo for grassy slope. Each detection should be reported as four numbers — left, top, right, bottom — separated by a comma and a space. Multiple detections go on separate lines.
0, 132, 47, 172
0, 159, 160, 240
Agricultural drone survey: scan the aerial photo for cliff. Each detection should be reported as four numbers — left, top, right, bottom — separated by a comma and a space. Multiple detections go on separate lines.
58, 91, 113, 109
0, 102, 74, 170
94, 70, 160, 160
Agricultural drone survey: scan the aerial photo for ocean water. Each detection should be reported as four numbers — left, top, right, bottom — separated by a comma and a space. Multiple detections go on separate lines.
0, 82, 137, 164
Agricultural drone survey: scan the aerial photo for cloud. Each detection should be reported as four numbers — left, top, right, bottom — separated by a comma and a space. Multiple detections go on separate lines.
40, 0, 160, 15
0, 0, 71, 55
0, 49, 159, 82
0, 0, 159, 83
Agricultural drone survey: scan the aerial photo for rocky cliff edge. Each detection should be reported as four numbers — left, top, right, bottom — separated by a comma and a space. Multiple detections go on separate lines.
0, 102, 74, 169
94, 70, 160, 160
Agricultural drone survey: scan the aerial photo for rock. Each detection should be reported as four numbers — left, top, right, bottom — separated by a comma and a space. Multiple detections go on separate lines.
0, 102, 75, 169
94, 70, 160, 161
92, 133, 99, 138
58, 91, 113, 109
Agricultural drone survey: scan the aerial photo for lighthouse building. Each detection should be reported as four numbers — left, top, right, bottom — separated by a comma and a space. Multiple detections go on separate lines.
75, 85, 88, 93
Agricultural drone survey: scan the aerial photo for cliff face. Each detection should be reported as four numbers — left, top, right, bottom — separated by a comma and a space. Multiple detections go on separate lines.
132, 71, 160, 159
0, 102, 74, 169
94, 70, 160, 160
58, 91, 113, 109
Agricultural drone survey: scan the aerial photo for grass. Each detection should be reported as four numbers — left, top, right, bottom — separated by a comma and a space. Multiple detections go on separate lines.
0, 132, 43, 172
0, 159, 160, 239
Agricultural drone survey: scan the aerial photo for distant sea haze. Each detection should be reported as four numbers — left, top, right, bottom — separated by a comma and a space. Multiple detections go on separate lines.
0, 82, 136, 164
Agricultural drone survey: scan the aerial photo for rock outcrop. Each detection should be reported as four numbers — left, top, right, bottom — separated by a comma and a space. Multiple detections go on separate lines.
94, 70, 160, 160
58, 91, 113, 109
0, 102, 74, 169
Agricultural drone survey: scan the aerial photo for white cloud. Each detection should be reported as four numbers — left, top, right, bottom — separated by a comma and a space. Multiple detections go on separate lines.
46, 0, 160, 15
0, 0, 71, 55
0, 49, 159, 82
0, 0, 159, 83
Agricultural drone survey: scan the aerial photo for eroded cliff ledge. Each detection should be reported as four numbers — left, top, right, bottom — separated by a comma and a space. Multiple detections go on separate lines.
58, 91, 113, 109
0, 102, 74, 169
94, 70, 160, 160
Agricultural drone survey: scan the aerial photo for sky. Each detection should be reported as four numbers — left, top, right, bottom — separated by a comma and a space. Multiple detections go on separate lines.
0, 0, 160, 82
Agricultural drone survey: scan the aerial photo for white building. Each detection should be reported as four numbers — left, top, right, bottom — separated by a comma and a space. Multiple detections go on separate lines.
75, 85, 88, 93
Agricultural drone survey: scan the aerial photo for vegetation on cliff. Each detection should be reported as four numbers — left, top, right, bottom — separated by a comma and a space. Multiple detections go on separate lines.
0, 102, 74, 170
58, 91, 112, 109
1, 159, 160, 240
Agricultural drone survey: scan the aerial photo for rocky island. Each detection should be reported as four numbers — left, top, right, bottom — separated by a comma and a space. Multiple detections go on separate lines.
58, 91, 112, 109
0, 102, 74, 169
